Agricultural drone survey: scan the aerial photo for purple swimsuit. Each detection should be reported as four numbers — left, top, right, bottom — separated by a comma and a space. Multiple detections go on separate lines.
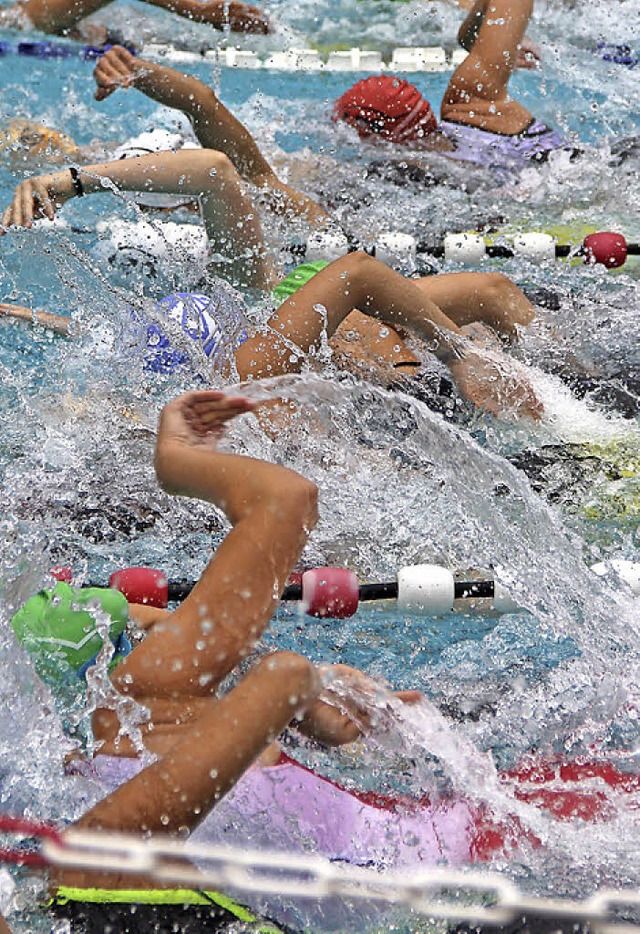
440, 118, 571, 172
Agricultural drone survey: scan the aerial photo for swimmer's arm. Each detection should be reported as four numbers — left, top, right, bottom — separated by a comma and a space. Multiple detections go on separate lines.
143, 0, 271, 32
454, 0, 534, 94
443, 0, 535, 129
94, 48, 329, 226
456, 0, 540, 66
144, 0, 271, 34
1, 152, 237, 230
457, 0, 487, 50
0, 301, 71, 335
94, 48, 274, 180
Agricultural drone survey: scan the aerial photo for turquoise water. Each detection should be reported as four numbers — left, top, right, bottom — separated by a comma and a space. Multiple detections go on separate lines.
1, 1, 640, 929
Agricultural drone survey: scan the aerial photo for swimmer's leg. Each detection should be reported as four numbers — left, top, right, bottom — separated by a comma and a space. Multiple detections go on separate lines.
106, 391, 318, 701
411, 271, 536, 338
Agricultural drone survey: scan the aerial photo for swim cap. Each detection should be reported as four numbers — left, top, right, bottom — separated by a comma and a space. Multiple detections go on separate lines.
333, 76, 437, 144
113, 128, 201, 208
272, 261, 329, 305
0, 119, 78, 156
11, 582, 130, 684
135, 292, 248, 375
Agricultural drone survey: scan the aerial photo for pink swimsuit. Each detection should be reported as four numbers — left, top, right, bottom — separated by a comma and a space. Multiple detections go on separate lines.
69, 752, 477, 867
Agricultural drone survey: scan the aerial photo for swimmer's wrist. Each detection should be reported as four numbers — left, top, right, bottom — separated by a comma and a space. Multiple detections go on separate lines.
431, 331, 465, 366
68, 167, 84, 198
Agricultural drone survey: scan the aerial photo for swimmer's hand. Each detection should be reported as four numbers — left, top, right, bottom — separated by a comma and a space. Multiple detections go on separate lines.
1, 172, 74, 232
295, 664, 422, 746
157, 389, 257, 452
448, 349, 543, 420
93, 45, 142, 101
217, 0, 271, 32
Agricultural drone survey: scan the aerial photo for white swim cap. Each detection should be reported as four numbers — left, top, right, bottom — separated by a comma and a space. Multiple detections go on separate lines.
113, 128, 201, 209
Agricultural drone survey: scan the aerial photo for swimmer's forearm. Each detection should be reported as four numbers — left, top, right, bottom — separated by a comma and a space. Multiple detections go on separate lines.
126, 56, 212, 119
73, 150, 224, 198
143, 0, 271, 32
0, 302, 71, 336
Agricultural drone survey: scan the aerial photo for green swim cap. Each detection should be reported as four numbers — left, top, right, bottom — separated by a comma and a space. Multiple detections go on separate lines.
272, 260, 329, 305
11, 582, 129, 684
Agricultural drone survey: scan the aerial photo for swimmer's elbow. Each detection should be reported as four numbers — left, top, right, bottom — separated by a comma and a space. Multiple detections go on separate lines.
264, 475, 319, 536
289, 477, 319, 533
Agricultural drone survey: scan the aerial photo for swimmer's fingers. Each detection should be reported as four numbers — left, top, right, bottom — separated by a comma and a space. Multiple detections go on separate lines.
158, 390, 256, 446
187, 394, 257, 433
226, 0, 271, 33
30, 179, 57, 222
515, 37, 542, 69
2, 180, 50, 230
93, 50, 137, 100
1, 183, 27, 230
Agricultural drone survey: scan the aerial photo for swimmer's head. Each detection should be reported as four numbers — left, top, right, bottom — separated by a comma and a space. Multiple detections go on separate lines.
0, 119, 79, 157
333, 76, 438, 144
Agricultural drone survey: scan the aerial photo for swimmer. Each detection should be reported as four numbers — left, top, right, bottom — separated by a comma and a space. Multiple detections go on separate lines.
1, 158, 541, 419
334, 0, 577, 172
92, 45, 330, 226
42, 390, 421, 894
0, 0, 270, 38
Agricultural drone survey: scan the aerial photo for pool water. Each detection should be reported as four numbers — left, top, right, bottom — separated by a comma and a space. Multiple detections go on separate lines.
1, 0, 640, 929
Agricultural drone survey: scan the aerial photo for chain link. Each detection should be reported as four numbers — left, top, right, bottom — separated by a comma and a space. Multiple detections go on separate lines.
38, 830, 640, 930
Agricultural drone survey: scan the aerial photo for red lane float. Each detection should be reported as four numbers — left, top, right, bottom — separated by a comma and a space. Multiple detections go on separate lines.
108, 567, 168, 608
583, 232, 628, 268
301, 566, 360, 619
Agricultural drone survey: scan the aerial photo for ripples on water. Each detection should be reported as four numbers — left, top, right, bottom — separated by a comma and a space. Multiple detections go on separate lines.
0, 0, 639, 927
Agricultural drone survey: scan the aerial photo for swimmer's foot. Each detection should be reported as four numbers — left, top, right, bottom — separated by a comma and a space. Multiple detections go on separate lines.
157, 389, 256, 451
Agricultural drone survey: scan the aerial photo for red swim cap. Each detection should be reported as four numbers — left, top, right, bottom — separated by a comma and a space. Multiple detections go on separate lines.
333, 76, 438, 144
